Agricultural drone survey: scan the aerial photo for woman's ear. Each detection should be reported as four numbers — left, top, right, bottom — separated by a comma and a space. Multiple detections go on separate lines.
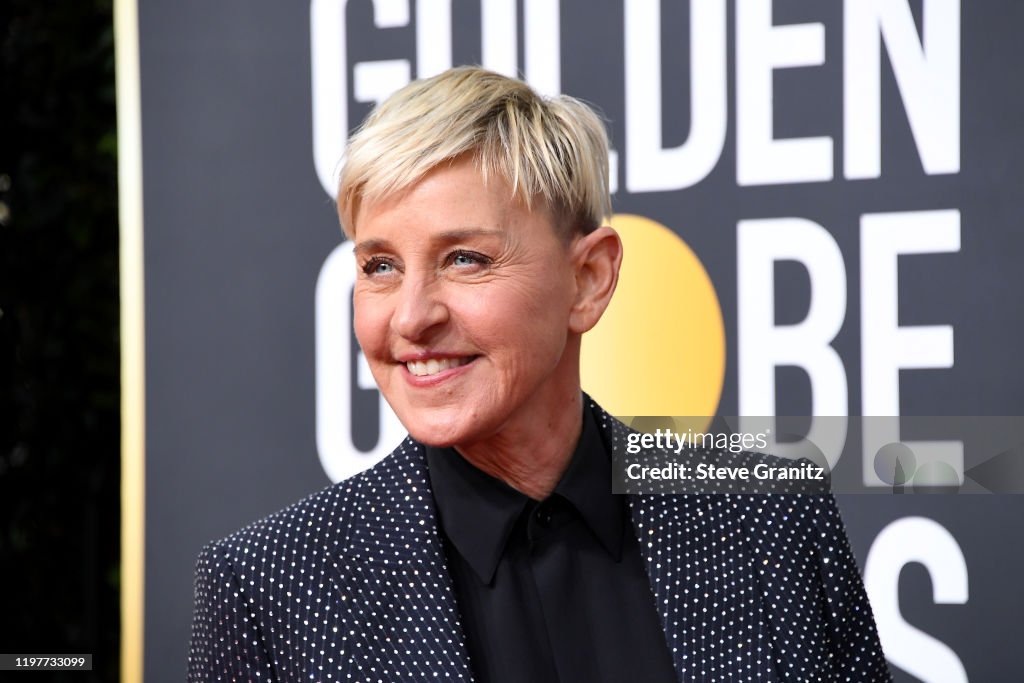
569, 226, 623, 334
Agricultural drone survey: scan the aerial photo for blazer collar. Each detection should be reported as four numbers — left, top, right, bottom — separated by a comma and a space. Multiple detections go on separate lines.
339, 435, 446, 566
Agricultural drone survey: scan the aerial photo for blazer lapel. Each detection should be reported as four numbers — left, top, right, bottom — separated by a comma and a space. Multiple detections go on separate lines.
328, 437, 474, 681
629, 494, 779, 682
594, 405, 779, 681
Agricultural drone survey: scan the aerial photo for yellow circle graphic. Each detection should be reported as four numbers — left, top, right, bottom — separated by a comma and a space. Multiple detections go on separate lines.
582, 214, 725, 423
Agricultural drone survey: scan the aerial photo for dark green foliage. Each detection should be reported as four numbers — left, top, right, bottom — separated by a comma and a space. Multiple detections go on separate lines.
1, 1, 120, 681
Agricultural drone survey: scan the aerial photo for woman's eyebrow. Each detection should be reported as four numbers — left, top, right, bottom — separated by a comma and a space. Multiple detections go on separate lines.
356, 228, 507, 258
354, 228, 504, 256
433, 227, 505, 244
353, 237, 391, 256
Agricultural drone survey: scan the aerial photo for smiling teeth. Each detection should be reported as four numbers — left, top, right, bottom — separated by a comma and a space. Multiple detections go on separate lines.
406, 357, 472, 377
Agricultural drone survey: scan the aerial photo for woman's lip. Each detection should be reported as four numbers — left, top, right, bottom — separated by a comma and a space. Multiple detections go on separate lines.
395, 351, 474, 363
400, 356, 478, 386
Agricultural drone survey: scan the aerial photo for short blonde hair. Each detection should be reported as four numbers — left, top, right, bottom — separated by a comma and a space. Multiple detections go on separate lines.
337, 66, 612, 238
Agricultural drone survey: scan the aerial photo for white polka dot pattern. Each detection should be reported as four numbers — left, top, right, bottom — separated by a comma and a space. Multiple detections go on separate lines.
188, 401, 891, 681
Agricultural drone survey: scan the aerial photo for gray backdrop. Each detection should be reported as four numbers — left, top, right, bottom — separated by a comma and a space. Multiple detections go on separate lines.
140, 1, 1023, 681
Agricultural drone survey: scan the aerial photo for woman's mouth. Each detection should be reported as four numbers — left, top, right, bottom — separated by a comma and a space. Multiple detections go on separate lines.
405, 356, 475, 377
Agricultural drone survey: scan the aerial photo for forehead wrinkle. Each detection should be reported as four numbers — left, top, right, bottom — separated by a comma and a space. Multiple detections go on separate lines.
356, 228, 507, 256
432, 227, 506, 244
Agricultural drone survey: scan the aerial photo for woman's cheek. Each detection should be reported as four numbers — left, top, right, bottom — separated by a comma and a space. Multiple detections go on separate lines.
352, 296, 388, 358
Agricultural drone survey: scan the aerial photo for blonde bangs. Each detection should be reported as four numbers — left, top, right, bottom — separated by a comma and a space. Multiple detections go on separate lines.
337, 66, 611, 238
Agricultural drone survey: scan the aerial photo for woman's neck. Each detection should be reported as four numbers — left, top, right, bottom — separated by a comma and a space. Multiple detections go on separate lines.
454, 388, 583, 501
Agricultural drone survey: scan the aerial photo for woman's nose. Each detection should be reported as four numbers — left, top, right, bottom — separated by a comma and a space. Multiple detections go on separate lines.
390, 276, 449, 341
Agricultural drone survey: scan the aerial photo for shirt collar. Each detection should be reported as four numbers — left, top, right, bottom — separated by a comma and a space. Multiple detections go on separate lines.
425, 401, 625, 585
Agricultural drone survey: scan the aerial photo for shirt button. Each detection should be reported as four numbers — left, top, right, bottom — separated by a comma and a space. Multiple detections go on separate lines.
535, 507, 553, 527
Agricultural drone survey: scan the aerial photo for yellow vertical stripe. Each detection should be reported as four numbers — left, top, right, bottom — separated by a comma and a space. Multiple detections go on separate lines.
114, 0, 145, 680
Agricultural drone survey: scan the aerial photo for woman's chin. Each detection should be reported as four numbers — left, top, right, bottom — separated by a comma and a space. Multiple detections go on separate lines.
399, 411, 464, 448
406, 424, 466, 449
400, 409, 479, 449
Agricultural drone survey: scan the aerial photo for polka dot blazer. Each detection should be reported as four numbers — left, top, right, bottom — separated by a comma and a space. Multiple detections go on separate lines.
188, 401, 891, 682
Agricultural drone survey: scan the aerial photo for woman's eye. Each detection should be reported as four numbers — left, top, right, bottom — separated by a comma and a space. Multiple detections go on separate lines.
362, 257, 395, 275
448, 250, 490, 268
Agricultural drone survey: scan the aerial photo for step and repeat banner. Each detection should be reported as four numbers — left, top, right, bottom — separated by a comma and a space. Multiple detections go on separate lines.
139, 1, 1022, 680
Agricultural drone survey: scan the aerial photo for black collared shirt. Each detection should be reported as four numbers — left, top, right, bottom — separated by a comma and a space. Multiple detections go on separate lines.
425, 403, 677, 683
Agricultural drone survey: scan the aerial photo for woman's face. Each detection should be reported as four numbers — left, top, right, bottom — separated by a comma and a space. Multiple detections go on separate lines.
352, 157, 580, 448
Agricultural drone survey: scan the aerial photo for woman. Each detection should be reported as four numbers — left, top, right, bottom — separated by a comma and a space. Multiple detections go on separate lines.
189, 67, 891, 682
